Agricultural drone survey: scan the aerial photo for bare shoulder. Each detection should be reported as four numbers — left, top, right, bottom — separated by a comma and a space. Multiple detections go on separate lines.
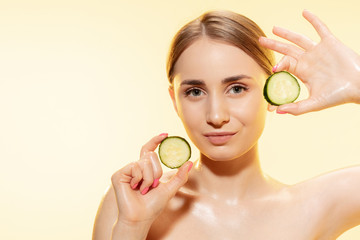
288, 165, 360, 211
288, 165, 360, 237
92, 185, 118, 240
292, 165, 360, 196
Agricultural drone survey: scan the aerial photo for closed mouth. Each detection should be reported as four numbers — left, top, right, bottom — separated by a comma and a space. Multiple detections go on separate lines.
204, 132, 237, 137
203, 132, 237, 145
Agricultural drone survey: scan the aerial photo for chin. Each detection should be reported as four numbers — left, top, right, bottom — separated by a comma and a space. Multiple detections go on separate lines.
198, 140, 258, 162
200, 146, 245, 162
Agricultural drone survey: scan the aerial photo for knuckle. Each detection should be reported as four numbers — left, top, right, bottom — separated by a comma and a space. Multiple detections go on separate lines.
111, 172, 120, 185
154, 171, 163, 180
132, 161, 140, 168
134, 172, 143, 181
140, 146, 147, 155
142, 177, 153, 185
133, 163, 143, 177
147, 151, 157, 159
143, 157, 151, 163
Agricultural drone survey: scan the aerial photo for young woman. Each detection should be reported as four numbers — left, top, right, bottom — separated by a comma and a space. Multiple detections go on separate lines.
92, 10, 360, 240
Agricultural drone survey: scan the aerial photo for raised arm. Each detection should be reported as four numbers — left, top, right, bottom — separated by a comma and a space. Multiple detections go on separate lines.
259, 10, 360, 115
92, 134, 193, 240
259, 10, 360, 236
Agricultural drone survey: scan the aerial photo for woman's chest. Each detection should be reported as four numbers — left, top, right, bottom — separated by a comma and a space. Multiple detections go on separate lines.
147, 197, 326, 240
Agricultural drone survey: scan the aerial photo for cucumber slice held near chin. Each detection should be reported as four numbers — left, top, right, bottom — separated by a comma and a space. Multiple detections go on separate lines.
263, 71, 300, 106
158, 136, 191, 169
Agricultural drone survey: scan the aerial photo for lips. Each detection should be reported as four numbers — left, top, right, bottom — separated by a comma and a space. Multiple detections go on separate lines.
203, 132, 237, 145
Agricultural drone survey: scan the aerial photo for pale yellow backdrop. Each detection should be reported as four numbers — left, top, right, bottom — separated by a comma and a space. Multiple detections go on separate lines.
1, 0, 359, 239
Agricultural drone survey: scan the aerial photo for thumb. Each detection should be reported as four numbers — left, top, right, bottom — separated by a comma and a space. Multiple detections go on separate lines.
163, 161, 193, 199
277, 98, 320, 115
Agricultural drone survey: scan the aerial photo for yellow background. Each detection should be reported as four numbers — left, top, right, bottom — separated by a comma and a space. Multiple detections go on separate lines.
1, 0, 359, 239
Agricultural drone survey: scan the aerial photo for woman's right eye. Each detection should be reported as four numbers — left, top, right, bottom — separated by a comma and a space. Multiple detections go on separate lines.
185, 88, 204, 97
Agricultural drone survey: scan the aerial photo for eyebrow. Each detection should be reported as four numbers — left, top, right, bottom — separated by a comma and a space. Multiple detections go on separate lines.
180, 79, 205, 86
222, 74, 253, 84
180, 74, 253, 86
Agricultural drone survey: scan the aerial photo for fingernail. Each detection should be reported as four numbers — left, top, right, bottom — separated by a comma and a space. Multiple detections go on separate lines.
276, 109, 287, 114
272, 64, 278, 73
132, 183, 139, 189
159, 133, 168, 137
187, 162, 193, 172
152, 178, 160, 188
141, 187, 149, 195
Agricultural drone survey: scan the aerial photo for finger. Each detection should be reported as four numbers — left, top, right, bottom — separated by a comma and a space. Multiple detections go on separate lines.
147, 152, 163, 187
111, 168, 126, 189
302, 10, 332, 39
140, 152, 163, 188
267, 104, 277, 112
129, 162, 142, 189
140, 133, 168, 157
163, 161, 193, 199
277, 98, 320, 116
139, 158, 154, 195
259, 37, 303, 59
274, 55, 299, 74
275, 55, 291, 72
111, 162, 142, 189
273, 26, 315, 50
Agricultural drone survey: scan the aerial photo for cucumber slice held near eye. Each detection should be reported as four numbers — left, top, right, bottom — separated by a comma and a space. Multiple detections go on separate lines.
158, 136, 191, 169
263, 71, 300, 106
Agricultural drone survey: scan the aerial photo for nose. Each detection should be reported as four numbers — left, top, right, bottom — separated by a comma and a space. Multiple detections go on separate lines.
206, 94, 230, 128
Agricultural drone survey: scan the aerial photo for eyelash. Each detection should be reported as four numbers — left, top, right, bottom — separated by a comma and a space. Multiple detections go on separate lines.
184, 84, 248, 98
227, 84, 248, 94
185, 88, 204, 97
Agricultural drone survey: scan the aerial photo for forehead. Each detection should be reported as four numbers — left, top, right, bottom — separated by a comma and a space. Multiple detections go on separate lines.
173, 38, 266, 85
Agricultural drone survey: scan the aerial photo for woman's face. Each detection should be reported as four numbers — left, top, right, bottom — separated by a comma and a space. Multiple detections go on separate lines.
170, 38, 268, 161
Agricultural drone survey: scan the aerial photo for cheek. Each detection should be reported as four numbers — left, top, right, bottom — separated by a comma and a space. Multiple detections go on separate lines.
176, 100, 203, 131
249, 99, 267, 125
231, 93, 267, 131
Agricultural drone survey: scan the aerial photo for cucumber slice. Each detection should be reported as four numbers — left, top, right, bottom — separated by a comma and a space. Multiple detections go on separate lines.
158, 136, 191, 169
263, 71, 300, 106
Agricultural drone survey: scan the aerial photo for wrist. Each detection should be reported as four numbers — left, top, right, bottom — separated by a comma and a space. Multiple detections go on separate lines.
352, 56, 360, 104
344, 55, 360, 104
111, 218, 153, 240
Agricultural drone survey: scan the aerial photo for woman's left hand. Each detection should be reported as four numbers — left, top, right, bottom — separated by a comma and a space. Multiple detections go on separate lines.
259, 10, 360, 115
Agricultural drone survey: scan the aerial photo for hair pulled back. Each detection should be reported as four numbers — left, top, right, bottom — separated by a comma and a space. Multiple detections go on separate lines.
166, 10, 275, 84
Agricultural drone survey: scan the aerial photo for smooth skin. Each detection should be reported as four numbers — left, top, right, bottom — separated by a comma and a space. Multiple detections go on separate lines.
93, 10, 360, 240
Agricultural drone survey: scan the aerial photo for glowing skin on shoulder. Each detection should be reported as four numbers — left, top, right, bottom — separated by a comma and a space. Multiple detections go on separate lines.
170, 37, 268, 162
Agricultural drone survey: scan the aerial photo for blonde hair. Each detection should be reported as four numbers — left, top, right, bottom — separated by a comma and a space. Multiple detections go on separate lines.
166, 10, 275, 84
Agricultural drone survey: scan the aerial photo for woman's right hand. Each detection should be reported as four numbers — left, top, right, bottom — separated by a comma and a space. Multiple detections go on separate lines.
111, 133, 193, 228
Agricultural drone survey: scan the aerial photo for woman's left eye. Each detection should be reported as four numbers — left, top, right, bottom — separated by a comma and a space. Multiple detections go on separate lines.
228, 85, 246, 94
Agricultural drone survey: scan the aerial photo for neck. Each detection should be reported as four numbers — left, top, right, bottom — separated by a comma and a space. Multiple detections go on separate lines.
190, 144, 273, 202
